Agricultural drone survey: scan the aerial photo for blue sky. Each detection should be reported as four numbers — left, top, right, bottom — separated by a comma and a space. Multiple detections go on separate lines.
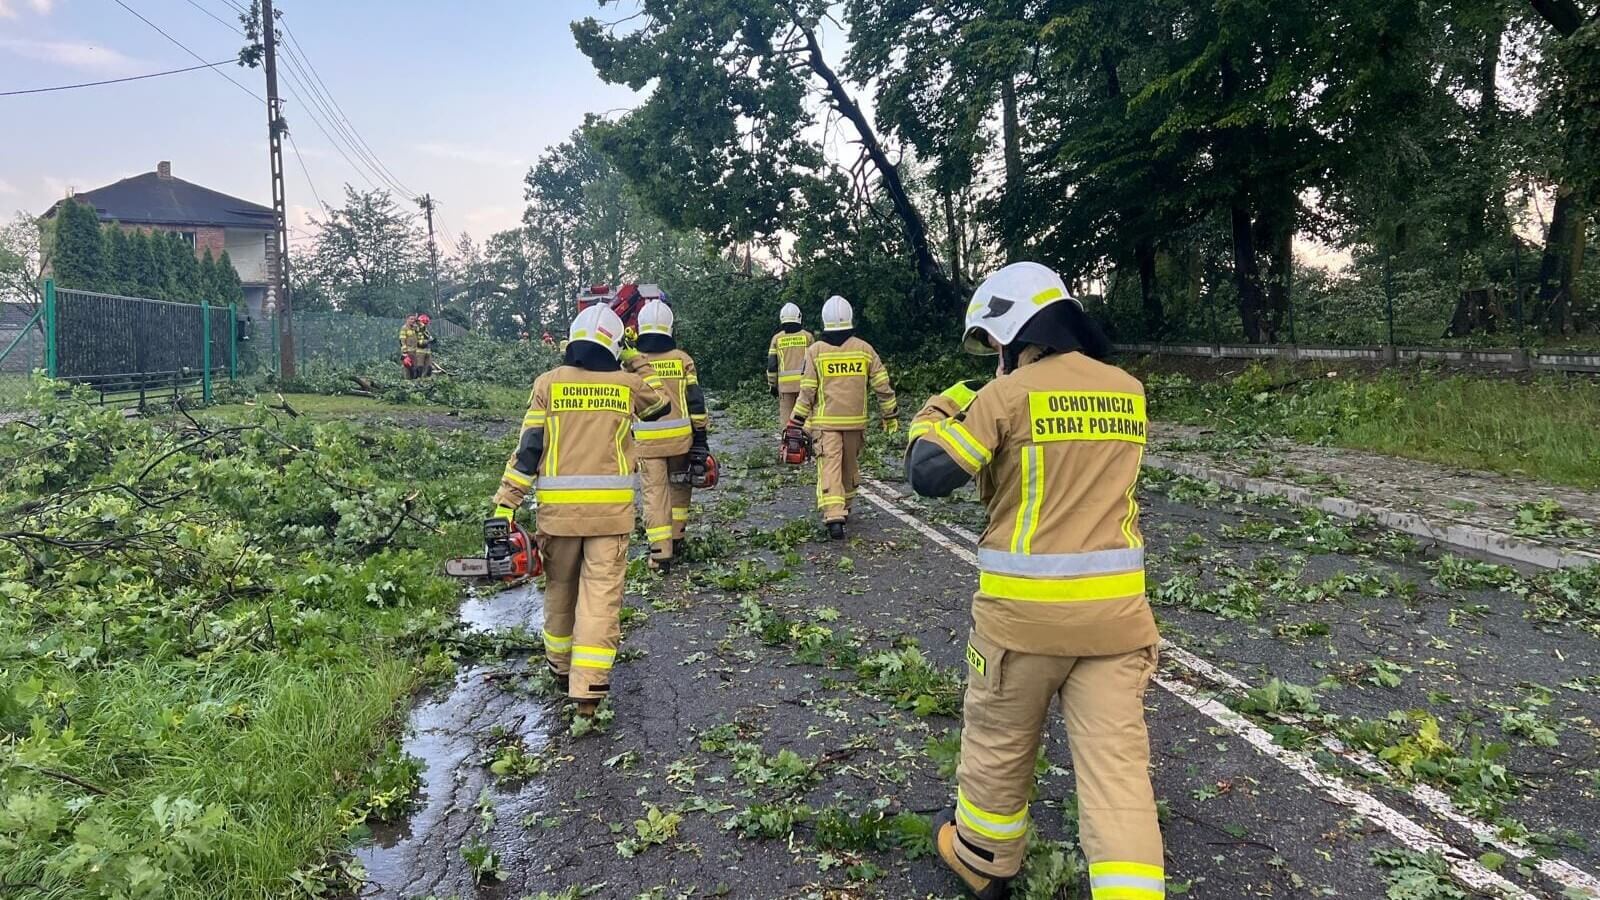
0, 0, 638, 250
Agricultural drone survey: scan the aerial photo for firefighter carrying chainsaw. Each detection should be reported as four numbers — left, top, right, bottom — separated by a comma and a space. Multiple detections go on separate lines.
485, 304, 671, 719
767, 303, 813, 432
786, 295, 897, 540
632, 300, 715, 572
906, 262, 1163, 900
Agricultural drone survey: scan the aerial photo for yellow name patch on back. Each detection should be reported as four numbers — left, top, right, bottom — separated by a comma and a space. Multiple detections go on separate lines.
550, 382, 631, 414
777, 334, 810, 350
1027, 391, 1147, 444
820, 357, 868, 378
965, 643, 987, 676
650, 359, 685, 379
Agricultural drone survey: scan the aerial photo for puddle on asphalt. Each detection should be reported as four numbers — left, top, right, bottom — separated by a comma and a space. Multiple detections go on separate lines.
357, 580, 553, 898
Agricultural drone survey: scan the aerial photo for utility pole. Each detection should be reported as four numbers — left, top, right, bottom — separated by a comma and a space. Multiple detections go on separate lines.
419, 194, 440, 315
262, 0, 295, 378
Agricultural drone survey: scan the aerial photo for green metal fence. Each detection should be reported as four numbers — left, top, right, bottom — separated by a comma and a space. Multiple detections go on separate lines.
266, 311, 465, 373
0, 280, 237, 412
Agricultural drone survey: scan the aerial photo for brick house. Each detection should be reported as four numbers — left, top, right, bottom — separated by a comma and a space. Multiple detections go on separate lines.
43, 161, 278, 318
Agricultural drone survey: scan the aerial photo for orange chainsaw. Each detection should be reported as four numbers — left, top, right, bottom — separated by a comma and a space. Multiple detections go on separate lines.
672, 452, 720, 489
445, 517, 542, 581
781, 422, 812, 465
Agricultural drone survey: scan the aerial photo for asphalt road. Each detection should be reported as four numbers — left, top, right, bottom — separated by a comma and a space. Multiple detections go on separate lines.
356, 424, 1600, 900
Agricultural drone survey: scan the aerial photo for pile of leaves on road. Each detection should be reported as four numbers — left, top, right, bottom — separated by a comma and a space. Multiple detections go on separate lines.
0, 381, 506, 898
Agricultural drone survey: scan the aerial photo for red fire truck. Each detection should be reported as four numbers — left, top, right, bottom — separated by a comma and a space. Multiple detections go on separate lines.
576, 283, 671, 336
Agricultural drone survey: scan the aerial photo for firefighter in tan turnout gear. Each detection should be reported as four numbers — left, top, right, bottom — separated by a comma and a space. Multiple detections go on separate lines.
632, 300, 711, 572
492, 304, 670, 718
790, 295, 897, 540
906, 262, 1163, 900
766, 302, 813, 430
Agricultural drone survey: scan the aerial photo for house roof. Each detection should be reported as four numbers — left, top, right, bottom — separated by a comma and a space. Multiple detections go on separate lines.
44, 170, 275, 230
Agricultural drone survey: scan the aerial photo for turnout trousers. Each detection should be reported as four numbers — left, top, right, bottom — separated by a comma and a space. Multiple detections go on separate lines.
638, 456, 692, 562
778, 391, 798, 434
954, 632, 1165, 896
814, 429, 863, 525
540, 534, 628, 701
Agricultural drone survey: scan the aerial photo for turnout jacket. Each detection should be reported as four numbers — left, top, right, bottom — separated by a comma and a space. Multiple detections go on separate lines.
398, 324, 419, 355
633, 348, 709, 459
905, 350, 1158, 657
792, 336, 897, 432
767, 329, 814, 395
495, 358, 670, 536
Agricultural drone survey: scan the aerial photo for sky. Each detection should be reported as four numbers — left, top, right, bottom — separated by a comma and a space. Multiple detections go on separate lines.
0, 0, 639, 251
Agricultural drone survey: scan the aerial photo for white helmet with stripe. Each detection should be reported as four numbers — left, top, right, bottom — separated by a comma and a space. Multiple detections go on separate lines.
821, 295, 853, 332
962, 262, 1082, 355
568, 304, 626, 360
638, 299, 674, 336
779, 302, 802, 325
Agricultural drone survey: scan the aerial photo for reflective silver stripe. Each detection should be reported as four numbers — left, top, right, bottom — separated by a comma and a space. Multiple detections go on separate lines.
634, 417, 691, 432
537, 475, 636, 489
940, 420, 991, 465
1090, 874, 1165, 894
977, 547, 1145, 577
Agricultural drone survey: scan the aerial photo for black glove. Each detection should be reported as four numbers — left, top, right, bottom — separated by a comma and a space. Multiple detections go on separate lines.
689, 432, 710, 475
769, 384, 779, 397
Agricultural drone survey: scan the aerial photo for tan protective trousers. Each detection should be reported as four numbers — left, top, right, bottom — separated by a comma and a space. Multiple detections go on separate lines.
778, 391, 798, 432
540, 534, 628, 701
954, 632, 1164, 893
814, 429, 864, 524
638, 456, 692, 561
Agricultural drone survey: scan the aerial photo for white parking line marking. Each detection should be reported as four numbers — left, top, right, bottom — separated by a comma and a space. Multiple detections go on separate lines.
858, 477, 1587, 899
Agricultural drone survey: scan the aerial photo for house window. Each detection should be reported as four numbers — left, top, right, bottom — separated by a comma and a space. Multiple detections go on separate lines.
178, 231, 197, 249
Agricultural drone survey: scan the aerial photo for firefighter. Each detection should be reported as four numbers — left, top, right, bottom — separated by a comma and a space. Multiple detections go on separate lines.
905, 262, 1162, 900
766, 303, 813, 431
790, 295, 897, 540
492, 304, 671, 718
632, 300, 710, 571
398, 315, 419, 380
414, 314, 436, 379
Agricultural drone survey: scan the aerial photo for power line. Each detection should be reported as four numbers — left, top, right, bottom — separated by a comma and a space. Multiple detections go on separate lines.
110, 0, 262, 102
0, 59, 237, 96
277, 25, 417, 198
286, 132, 327, 211
276, 51, 403, 195
179, 0, 243, 34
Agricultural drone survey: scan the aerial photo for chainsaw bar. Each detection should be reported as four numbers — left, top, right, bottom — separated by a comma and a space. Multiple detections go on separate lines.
444, 558, 492, 578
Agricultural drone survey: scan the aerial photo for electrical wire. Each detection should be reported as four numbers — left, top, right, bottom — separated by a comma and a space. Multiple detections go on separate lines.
276, 52, 403, 195
110, 0, 263, 102
286, 132, 327, 212
0, 59, 238, 96
279, 25, 418, 198
180, 0, 243, 34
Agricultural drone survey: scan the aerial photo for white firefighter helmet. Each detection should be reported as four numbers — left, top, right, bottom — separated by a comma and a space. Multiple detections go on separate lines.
639, 299, 675, 335
568, 304, 626, 359
821, 295, 853, 332
962, 262, 1082, 355
779, 302, 802, 325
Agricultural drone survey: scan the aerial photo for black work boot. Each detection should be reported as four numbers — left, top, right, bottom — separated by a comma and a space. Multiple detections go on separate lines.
933, 809, 1012, 900
828, 522, 845, 541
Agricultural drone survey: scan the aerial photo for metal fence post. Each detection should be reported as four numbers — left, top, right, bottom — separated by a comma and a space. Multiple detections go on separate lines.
229, 303, 238, 381
43, 278, 58, 378
201, 300, 213, 404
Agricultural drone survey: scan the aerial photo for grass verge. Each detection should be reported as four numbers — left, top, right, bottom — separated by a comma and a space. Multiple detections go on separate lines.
1, 380, 506, 898
1136, 361, 1600, 488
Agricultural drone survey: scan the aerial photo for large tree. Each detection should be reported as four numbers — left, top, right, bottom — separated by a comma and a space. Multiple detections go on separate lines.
302, 186, 431, 316
573, 0, 954, 309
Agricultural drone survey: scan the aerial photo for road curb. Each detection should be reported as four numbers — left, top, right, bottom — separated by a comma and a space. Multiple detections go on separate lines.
1144, 455, 1600, 571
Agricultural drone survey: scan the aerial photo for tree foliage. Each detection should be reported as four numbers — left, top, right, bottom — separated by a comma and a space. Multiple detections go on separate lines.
566, 0, 1600, 342
43, 202, 246, 307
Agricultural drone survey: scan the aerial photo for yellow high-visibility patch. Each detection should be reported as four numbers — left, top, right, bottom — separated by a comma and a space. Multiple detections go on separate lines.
551, 382, 631, 414
1027, 391, 1146, 445
820, 358, 868, 377
965, 642, 986, 676
777, 334, 810, 350
650, 358, 685, 378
